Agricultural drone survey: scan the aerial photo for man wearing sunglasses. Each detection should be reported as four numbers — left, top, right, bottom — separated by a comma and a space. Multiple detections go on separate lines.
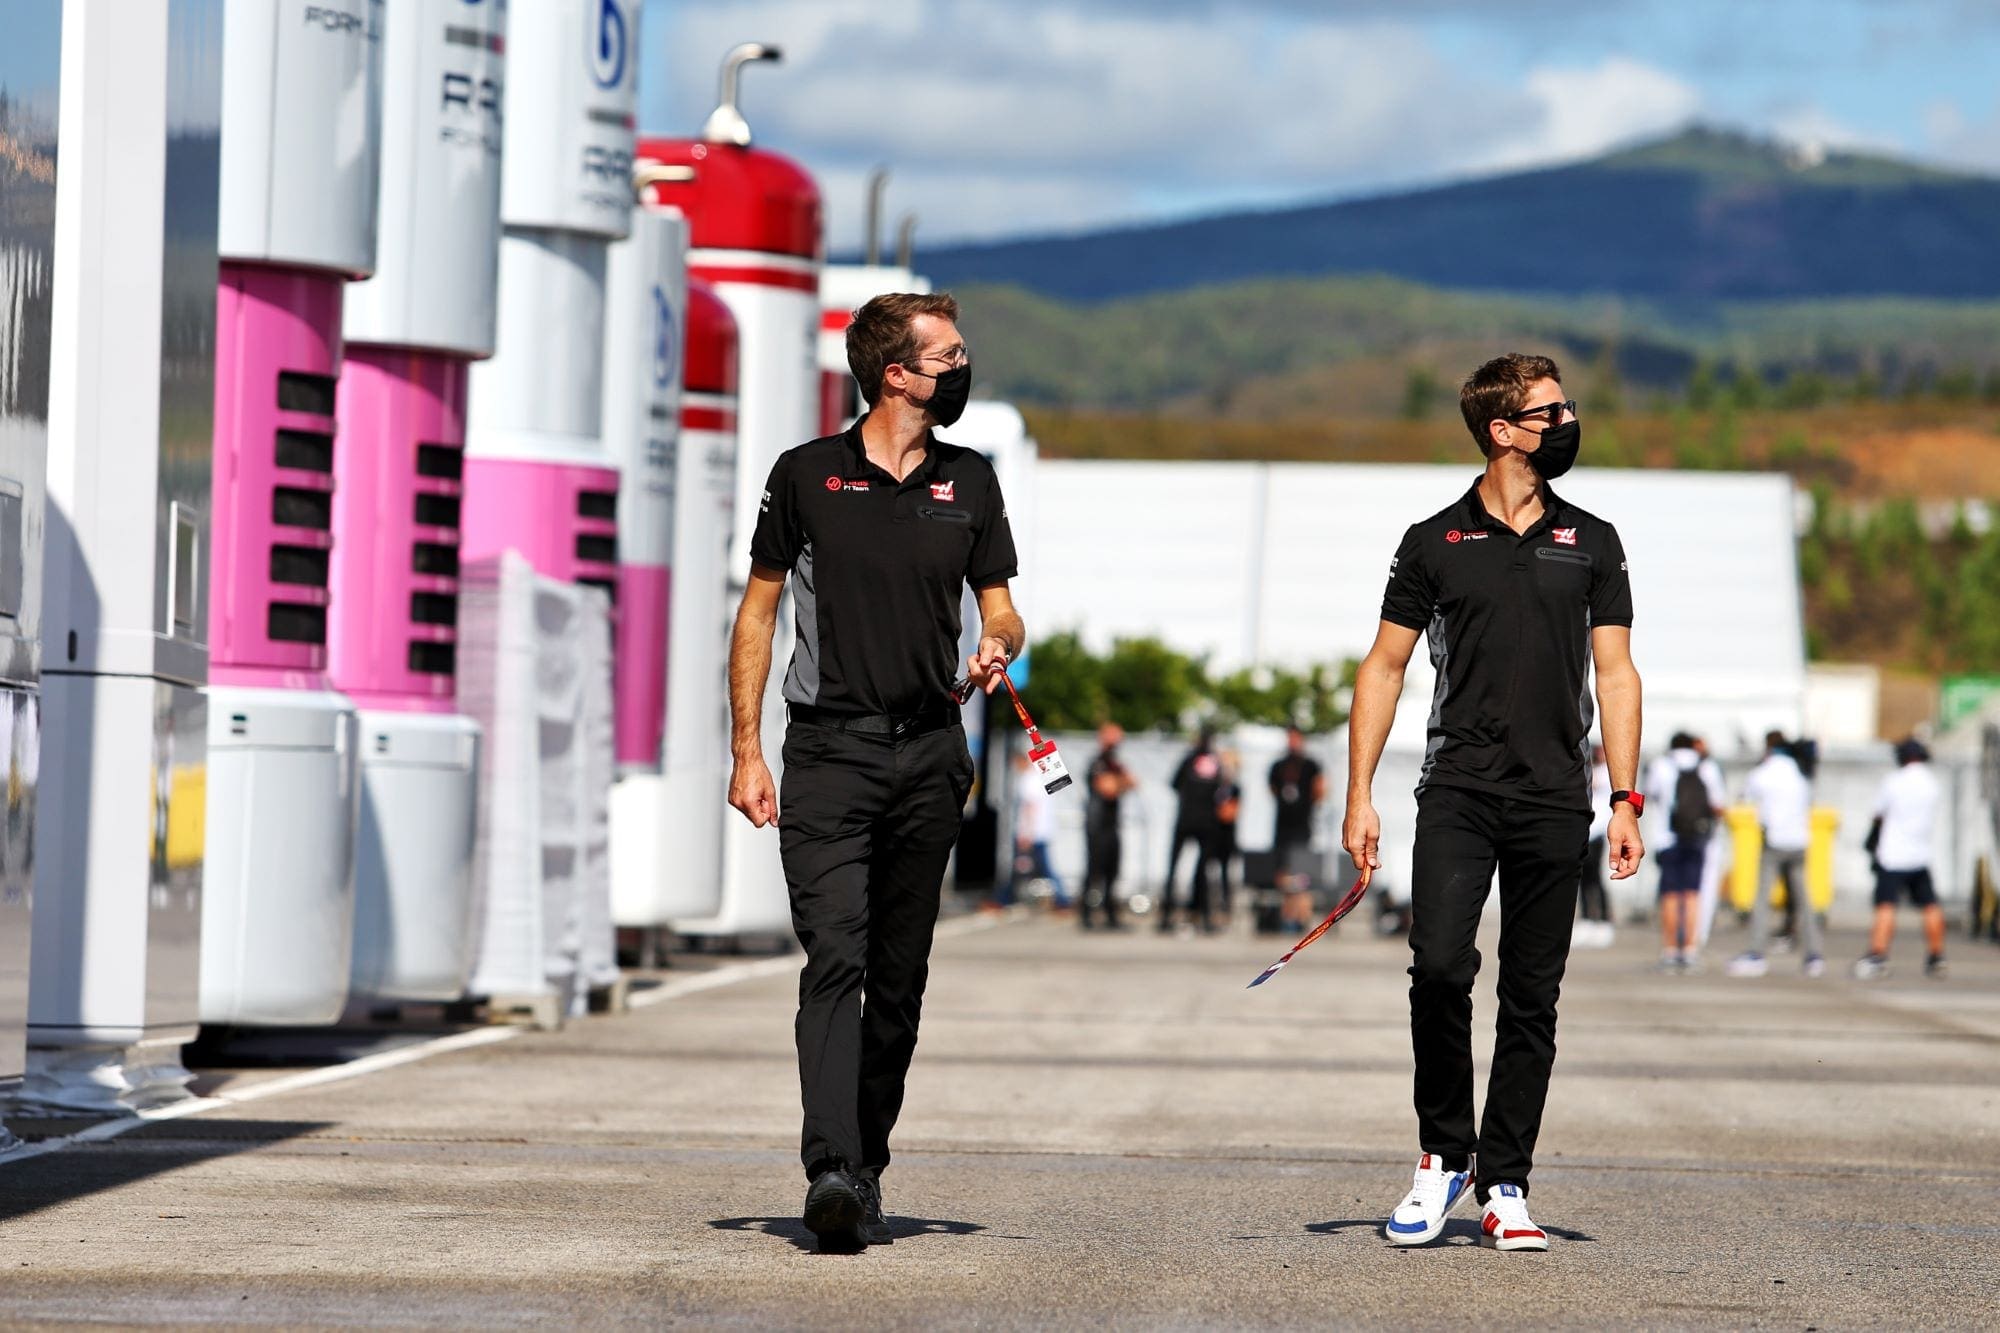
728, 292, 1024, 1252
1343, 353, 1645, 1252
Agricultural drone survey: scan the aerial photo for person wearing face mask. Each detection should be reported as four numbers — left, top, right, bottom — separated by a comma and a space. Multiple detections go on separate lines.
728, 291, 1024, 1252
1343, 352, 1645, 1254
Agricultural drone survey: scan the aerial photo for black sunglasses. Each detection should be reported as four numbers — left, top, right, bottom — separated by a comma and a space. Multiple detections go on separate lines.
1503, 399, 1578, 428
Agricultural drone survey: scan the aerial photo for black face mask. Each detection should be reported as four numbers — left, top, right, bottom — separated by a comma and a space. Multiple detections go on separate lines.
1527, 419, 1580, 480
917, 363, 971, 428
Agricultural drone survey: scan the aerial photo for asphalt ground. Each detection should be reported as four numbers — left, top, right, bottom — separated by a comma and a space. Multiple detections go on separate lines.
0, 906, 1996, 1330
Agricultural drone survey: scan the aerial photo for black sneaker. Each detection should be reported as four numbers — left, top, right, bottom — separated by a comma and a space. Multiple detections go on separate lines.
803, 1167, 869, 1252
856, 1170, 893, 1245
1925, 955, 1949, 980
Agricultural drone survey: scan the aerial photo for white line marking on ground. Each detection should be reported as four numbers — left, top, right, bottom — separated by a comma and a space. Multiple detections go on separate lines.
0, 909, 1023, 1165
629, 909, 1014, 1009
220, 1025, 526, 1104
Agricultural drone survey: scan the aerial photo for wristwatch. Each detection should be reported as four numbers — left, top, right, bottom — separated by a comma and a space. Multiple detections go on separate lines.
1610, 790, 1645, 815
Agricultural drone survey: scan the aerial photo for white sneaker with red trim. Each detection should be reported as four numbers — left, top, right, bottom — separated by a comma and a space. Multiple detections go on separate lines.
1383, 1153, 1473, 1246
1479, 1183, 1549, 1251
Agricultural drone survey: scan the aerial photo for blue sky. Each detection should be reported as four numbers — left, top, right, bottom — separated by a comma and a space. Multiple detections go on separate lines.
13, 2, 1997, 252
640, 0, 2000, 252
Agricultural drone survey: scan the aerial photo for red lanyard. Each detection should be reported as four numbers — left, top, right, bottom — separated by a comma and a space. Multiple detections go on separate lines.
1246, 866, 1374, 988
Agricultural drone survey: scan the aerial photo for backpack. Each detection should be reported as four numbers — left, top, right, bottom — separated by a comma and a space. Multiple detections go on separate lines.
1670, 766, 1714, 844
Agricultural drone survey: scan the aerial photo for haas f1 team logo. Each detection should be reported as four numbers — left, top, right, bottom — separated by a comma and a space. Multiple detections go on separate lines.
929, 480, 955, 503
1553, 526, 1579, 546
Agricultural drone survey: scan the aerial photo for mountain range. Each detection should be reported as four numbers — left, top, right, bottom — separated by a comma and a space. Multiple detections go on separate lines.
920, 127, 2000, 304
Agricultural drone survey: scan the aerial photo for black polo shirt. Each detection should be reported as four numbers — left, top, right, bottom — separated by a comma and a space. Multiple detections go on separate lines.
1380, 480, 1633, 812
750, 416, 1018, 717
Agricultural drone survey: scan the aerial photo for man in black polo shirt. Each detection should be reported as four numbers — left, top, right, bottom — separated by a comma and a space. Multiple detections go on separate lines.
1343, 352, 1645, 1253
727, 292, 1025, 1252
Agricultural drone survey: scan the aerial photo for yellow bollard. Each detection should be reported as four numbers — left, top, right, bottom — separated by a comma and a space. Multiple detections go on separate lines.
1725, 805, 1761, 913
1805, 806, 1840, 912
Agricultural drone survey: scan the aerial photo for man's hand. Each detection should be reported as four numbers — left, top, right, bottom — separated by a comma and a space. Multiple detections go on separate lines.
1606, 804, 1644, 880
966, 635, 1010, 695
1342, 796, 1382, 872
729, 754, 779, 828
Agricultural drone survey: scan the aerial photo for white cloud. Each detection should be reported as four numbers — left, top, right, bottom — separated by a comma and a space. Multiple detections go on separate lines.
1514, 56, 1702, 166
642, 0, 1707, 248
1923, 98, 2000, 171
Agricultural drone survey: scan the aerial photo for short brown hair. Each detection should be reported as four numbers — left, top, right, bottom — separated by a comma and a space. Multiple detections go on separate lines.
1459, 353, 1562, 456
846, 291, 961, 406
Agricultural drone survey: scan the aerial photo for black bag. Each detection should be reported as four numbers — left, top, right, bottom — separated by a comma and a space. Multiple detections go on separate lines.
1670, 767, 1714, 844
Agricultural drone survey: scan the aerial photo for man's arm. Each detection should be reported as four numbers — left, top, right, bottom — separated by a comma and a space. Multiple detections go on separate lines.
969, 582, 1025, 695
726, 565, 787, 827
1342, 620, 1421, 871
1592, 624, 1645, 879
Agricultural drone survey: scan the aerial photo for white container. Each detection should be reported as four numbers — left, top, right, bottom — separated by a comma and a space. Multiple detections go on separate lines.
200, 688, 361, 1024
27, 0, 220, 1112
350, 712, 483, 1001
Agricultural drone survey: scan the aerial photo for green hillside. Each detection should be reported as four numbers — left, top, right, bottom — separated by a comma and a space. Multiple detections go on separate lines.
957, 275, 2000, 415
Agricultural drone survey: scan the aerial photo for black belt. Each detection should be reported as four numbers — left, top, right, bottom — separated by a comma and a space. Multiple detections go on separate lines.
789, 702, 957, 739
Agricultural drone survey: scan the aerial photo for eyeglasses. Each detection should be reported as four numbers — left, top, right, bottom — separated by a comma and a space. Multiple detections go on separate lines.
900, 344, 970, 373
1503, 399, 1577, 428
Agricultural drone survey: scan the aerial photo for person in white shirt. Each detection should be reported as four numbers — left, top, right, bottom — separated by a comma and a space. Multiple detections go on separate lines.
1574, 746, 1615, 948
1855, 739, 1946, 980
1004, 750, 1068, 909
1643, 732, 1725, 971
1727, 732, 1822, 977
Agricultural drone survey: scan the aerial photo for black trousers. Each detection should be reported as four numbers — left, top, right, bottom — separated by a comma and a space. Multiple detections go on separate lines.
1578, 836, 1609, 922
779, 719, 973, 1179
1210, 824, 1238, 914
1161, 821, 1215, 928
1408, 785, 1589, 1197
1082, 826, 1122, 926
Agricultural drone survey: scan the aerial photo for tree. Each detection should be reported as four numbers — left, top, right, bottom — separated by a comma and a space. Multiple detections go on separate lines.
1937, 364, 1978, 403
1777, 368, 1829, 410
1707, 406, 1742, 469
1401, 366, 1437, 421
1206, 661, 1354, 732
1586, 341, 1624, 418
1685, 359, 1717, 411
1100, 636, 1206, 733
1769, 430, 1811, 467
1021, 630, 1106, 732
1728, 364, 1765, 411
1023, 634, 1355, 734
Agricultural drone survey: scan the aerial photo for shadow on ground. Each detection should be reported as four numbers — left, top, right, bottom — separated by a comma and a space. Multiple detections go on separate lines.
712, 1215, 992, 1253
1307, 1217, 1597, 1245
0, 1120, 329, 1224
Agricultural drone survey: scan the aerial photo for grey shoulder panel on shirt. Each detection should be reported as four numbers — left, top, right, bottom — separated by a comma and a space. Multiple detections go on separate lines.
782, 540, 821, 706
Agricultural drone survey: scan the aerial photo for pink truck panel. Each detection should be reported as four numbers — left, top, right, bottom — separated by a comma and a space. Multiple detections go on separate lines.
330, 348, 468, 712
210, 262, 342, 689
